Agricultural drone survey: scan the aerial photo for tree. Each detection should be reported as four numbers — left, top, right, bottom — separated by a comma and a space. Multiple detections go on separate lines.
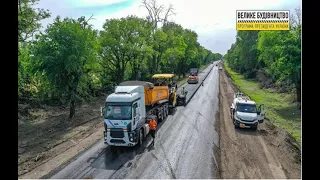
126, 17, 153, 80
100, 16, 153, 84
162, 22, 187, 77
149, 29, 168, 74
33, 16, 98, 118
141, 0, 176, 30
18, 0, 51, 44
181, 29, 199, 75
257, 8, 301, 108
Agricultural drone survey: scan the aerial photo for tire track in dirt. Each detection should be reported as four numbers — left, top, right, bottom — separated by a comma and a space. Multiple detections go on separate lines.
218, 67, 301, 179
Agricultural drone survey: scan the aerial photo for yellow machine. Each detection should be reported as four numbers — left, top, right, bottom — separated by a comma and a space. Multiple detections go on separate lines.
152, 74, 178, 108
103, 75, 179, 147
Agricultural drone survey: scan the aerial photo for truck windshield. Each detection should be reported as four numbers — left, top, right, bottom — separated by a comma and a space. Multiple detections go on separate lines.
236, 104, 257, 113
104, 104, 132, 120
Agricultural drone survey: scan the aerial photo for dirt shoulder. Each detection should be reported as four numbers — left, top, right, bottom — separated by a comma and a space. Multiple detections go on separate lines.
218, 67, 301, 179
18, 96, 106, 179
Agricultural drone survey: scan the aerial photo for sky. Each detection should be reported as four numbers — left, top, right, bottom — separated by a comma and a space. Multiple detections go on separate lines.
35, 0, 302, 55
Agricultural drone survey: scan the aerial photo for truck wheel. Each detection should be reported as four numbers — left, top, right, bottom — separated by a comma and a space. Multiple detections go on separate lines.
252, 125, 258, 130
166, 105, 169, 116
138, 130, 143, 146
164, 106, 168, 118
158, 111, 163, 122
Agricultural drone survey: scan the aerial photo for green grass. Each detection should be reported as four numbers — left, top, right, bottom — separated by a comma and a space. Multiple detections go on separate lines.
224, 63, 301, 146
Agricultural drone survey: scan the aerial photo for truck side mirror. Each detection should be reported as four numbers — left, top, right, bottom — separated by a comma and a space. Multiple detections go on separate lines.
257, 110, 261, 115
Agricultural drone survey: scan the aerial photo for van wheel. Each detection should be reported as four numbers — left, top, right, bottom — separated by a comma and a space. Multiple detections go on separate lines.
252, 125, 258, 130
233, 120, 238, 128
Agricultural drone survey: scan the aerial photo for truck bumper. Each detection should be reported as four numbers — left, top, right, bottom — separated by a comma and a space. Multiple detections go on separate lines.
104, 130, 138, 147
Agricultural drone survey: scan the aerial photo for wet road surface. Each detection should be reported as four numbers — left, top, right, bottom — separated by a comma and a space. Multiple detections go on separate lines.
51, 63, 220, 179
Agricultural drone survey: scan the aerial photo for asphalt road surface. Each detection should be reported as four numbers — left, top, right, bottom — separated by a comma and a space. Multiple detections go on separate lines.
51, 63, 220, 179
178, 64, 213, 101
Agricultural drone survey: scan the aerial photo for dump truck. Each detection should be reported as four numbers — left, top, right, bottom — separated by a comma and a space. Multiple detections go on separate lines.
101, 74, 178, 147
230, 91, 265, 130
187, 68, 199, 84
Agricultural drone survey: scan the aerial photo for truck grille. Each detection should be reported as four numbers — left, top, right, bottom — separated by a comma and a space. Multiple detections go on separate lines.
240, 119, 255, 122
110, 129, 125, 138
110, 139, 125, 144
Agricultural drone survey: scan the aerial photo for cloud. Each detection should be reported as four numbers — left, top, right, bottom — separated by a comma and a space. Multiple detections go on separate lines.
73, 0, 129, 7
36, 0, 302, 54
71, 0, 135, 15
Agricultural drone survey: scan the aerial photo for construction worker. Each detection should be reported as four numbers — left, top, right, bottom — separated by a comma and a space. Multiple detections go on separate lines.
148, 118, 157, 146
180, 87, 188, 96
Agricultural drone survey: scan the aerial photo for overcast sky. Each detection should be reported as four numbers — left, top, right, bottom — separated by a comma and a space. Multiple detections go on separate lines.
35, 0, 301, 55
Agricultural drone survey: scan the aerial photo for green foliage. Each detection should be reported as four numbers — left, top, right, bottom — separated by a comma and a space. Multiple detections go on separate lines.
18, 0, 51, 43
33, 16, 98, 117
99, 16, 154, 84
18, 1, 220, 118
224, 7, 301, 105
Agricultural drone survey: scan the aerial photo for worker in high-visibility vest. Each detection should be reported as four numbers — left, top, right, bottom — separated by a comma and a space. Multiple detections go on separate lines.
148, 119, 157, 146
180, 87, 188, 96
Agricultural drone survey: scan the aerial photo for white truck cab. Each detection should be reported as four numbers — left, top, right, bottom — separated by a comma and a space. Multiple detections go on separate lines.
230, 92, 265, 130
101, 85, 150, 147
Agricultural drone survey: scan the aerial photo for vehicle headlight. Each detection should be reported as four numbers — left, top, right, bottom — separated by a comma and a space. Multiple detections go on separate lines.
129, 133, 133, 137
130, 138, 133, 141
235, 114, 241, 120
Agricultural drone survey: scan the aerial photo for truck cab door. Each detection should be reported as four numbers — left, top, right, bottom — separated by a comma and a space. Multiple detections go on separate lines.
257, 104, 265, 123
132, 103, 138, 127
133, 102, 143, 128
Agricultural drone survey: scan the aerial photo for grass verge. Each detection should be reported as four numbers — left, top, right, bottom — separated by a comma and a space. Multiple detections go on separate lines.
224, 62, 301, 146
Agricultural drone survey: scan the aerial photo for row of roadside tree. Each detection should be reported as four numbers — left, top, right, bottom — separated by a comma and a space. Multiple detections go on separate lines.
18, 0, 223, 118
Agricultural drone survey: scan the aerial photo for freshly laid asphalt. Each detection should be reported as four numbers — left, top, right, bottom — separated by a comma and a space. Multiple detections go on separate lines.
51, 63, 220, 179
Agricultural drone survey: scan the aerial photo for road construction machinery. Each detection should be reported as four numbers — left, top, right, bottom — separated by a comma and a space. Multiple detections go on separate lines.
230, 91, 265, 130
101, 74, 179, 147
187, 68, 199, 84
